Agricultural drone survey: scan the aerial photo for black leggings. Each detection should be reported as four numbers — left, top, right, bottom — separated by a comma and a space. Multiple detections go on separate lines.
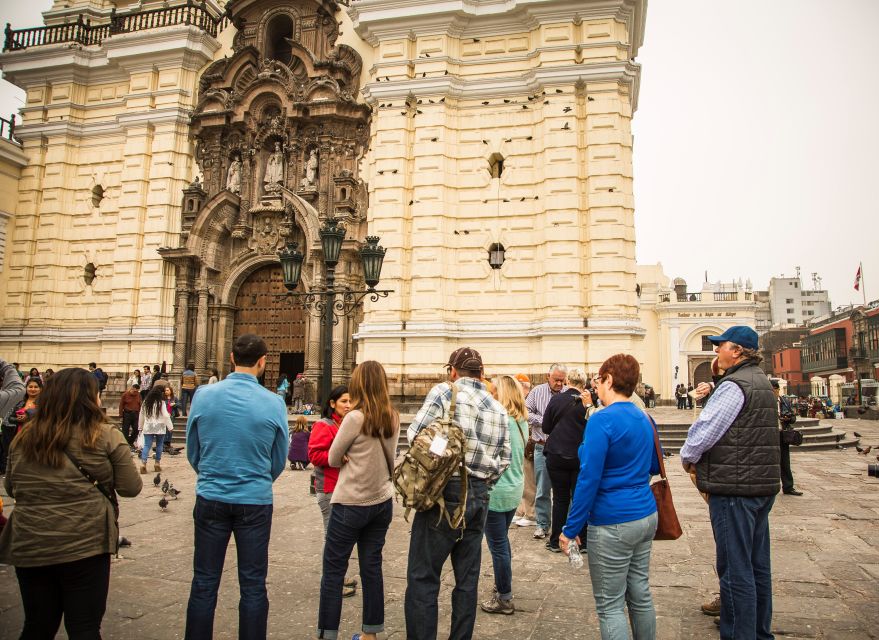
15, 553, 111, 640
546, 455, 588, 548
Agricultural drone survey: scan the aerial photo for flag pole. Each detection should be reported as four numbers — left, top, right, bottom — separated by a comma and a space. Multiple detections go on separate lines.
861, 262, 867, 306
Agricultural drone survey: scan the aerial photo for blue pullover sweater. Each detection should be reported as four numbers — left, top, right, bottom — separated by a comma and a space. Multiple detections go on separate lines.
186, 372, 288, 505
562, 401, 660, 536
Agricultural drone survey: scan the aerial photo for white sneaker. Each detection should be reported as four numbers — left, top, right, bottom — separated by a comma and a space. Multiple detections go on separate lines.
516, 518, 537, 527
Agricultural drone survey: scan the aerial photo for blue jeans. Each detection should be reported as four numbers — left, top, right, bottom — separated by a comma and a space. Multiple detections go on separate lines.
185, 496, 273, 640
587, 512, 658, 640
405, 477, 489, 640
709, 494, 776, 640
483, 509, 516, 599
318, 500, 393, 639
182, 388, 195, 415
533, 444, 551, 528
141, 433, 165, 464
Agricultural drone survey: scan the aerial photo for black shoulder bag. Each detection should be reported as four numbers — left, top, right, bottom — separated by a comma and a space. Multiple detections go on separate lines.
64, 450, 120, 522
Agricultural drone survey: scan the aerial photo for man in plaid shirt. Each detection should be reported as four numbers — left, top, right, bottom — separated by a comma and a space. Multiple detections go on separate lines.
404, 347, 511, 640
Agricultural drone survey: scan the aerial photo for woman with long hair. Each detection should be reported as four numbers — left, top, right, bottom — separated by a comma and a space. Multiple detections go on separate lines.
480, 375, 529, 615
138, 384, 173, 474
0, 367, 142, 638
162, 384, 180, 418
560, 355, 660, 640
317, 361, 400, 640
23, 368, 42, 385
0, 378, 37, 475
308, 384, 358, 598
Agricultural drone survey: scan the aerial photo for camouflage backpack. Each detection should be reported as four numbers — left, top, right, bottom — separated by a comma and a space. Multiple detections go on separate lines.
393, 382, 468, 529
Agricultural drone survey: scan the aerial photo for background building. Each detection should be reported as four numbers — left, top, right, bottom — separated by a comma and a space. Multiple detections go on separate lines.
762, 273, 831, 329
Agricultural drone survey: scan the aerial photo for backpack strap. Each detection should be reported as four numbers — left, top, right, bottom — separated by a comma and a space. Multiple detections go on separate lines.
447, 381, 457, 423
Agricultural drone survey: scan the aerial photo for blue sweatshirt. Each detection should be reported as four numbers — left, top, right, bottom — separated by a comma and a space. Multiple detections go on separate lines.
562, 401, 660, 535
186, 372, 289, 505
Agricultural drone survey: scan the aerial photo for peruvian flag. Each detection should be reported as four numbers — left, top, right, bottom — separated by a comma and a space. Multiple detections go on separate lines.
855, 264, 862, 291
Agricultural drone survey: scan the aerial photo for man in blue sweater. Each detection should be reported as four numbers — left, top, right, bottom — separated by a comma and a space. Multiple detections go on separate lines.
184, 334, 289, 640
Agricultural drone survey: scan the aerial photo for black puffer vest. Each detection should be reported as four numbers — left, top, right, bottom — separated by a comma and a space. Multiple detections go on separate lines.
696, 361, 780, 496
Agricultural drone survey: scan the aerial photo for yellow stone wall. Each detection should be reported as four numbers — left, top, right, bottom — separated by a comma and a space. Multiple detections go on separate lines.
0, 19, 220, 373
350, 0, 647, 386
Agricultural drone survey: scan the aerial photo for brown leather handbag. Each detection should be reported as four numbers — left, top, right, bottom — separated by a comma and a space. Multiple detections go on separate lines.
647, 416, 683, 540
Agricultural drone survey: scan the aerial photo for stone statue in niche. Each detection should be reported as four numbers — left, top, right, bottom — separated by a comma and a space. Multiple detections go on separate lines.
226, 154, 241, 194
264, 141, 285, 192
301, 149, 318, 189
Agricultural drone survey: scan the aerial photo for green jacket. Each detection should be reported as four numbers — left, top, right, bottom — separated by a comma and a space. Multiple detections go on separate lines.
489, 416, 527, 512
0, 424, 143, 567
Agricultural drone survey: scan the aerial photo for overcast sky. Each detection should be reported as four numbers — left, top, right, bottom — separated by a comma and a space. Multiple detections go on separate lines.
1, 0, 877, 307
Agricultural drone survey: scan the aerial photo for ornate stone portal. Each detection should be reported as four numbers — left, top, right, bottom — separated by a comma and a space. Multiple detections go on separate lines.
160, 0, 370, 389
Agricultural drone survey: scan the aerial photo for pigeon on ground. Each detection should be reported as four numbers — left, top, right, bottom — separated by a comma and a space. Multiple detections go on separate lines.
854, 432, 862, 438
159, 497, 168, 511
161, 479, 170, 494
168, 485, 182, 500
856, 445, 872, 455
153, 473, 161, 487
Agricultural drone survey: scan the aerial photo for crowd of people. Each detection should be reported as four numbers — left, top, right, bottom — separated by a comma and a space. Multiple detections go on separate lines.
0, 324, 792, 640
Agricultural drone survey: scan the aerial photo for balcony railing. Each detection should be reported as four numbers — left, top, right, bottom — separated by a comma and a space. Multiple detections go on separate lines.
802, 355, 849, 373
850, 346, 869, 361
714, 291, 738, 302
0, 114, 17, 143
3, 1, 226, 52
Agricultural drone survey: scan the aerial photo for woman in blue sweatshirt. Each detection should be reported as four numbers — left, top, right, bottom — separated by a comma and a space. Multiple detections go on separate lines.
560, 354, 660, 640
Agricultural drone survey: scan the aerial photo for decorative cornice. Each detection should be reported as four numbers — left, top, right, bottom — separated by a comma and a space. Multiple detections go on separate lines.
13, 107, 194, 141
349, 0, 645, 57
354, 318, 646, 340
361, 59, 640, 104
0, 325, 176, 344
0, 138, 27, 167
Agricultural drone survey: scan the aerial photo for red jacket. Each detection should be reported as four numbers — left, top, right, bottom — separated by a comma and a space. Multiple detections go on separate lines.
308, 416, 341, 493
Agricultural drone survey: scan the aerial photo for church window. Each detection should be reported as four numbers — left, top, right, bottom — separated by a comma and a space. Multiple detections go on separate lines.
487, 153, 505, 179
91, 184, 104, 208
266, 15, 294, 62
701, 336, 713, 352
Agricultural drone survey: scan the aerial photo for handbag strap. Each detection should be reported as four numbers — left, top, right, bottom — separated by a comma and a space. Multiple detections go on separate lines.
63, 450, 118, 508
645, 415, 667, 480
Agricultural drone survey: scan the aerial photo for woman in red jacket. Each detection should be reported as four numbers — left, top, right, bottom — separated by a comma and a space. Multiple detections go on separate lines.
308, 384, 356, 597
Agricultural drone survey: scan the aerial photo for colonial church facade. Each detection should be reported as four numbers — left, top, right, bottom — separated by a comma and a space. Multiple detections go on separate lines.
0, 0, 753, 402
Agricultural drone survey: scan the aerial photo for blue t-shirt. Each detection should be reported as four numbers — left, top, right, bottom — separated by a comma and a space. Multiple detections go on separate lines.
186, 372, 288, 505
562, 401, 660, 535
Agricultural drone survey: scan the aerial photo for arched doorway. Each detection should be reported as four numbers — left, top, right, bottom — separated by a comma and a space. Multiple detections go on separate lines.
693, 361, 713, 386
233, 264, 306, 390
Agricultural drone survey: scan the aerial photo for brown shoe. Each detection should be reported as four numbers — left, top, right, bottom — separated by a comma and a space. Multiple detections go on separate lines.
154, 463, 162, 472
701, 594, 721, 616
140, 464, 147, 474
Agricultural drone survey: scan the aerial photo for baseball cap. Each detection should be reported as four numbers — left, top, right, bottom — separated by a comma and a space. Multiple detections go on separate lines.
707, 326, 759, 351
447, 347, 483, 371
514, 373, 530, 384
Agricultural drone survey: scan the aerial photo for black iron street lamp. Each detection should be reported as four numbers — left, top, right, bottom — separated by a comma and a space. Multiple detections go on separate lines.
276, 218, 391, 404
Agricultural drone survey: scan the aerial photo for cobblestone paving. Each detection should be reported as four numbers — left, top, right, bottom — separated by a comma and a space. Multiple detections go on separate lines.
0, 411, 877, 639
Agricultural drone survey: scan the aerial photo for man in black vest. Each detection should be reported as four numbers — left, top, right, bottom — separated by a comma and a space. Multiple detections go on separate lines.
680, 326, 780, 640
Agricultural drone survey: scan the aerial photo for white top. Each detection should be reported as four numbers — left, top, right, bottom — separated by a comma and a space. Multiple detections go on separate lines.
138, 402, 173, 435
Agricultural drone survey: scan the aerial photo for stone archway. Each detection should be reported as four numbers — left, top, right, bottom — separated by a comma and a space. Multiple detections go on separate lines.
233, 263, 306, 388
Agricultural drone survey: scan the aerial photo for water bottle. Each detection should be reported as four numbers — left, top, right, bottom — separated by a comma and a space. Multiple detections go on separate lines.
568, 541, 584, 569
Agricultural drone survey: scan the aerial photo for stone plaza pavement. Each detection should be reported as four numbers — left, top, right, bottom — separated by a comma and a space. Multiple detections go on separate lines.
0, 411, 877, 639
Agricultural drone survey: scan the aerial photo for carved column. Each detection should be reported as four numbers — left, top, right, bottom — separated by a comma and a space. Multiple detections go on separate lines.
215, 305, 237, 376
173, 287, 192, 371
208, 306, 220, 371
194, 286, 211, 372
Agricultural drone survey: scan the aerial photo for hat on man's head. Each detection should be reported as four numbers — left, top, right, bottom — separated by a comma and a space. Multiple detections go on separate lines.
769, 379, 780, 389
707, 326, 759, 351
514, 373, 530, 384
447, 347, 483, 372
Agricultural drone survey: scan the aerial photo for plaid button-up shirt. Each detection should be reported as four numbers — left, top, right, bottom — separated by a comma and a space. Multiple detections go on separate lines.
409, 377, 512, 483
679, 381, 746, 465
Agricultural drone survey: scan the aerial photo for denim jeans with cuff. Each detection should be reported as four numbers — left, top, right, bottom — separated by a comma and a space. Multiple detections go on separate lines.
317, 499, 393, 639
483, 508, 516, 600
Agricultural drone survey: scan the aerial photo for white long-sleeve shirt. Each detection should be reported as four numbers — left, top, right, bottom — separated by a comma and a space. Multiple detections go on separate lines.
138, 402, 173, 435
